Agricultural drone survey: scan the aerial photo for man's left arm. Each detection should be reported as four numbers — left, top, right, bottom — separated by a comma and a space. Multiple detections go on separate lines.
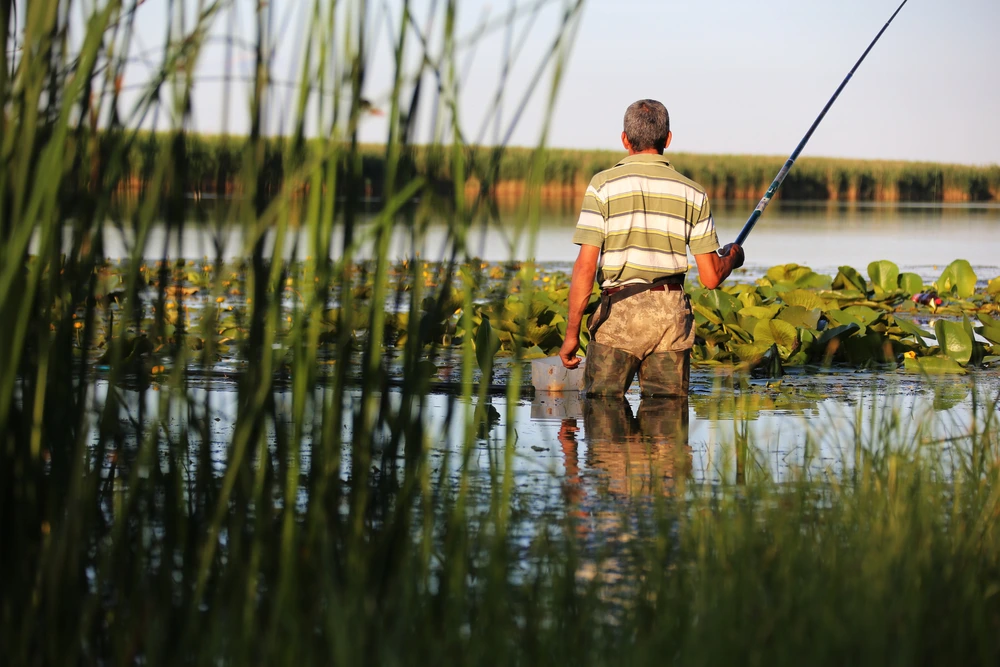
559, 244, 600, 369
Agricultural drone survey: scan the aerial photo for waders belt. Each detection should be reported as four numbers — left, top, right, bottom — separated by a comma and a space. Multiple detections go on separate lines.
587, 274, 686, 337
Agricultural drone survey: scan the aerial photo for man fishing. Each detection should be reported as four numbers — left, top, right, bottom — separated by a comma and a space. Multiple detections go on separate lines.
558, 99, 745, 397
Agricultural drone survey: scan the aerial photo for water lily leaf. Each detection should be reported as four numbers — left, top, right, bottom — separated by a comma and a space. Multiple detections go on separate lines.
737, 291, 763, 310
833, 265, 867, 293
964, 315, 986, 366
976, 324, 1000, 346
903, 356, 966, 375
765, 264, 831, 289
696, 323, 730, 344
898, 272, 923, 296
781, 289, 826, 311
739, 304, 781, 321
765, 263, 811, 284
826, 308, 866, 333
753, 318, 798, 357
777, 305, 821, 329
523, 345, 549, 360
867, 260, 900, 294
933, 319, 972, 365
692, 303, 723, 326
696, 289, 740, 322
723, 322, 754, 344
842, 305, 881, 327
936, 260, 976, 298
891, 316, 933, 342
731, 343, 769, 363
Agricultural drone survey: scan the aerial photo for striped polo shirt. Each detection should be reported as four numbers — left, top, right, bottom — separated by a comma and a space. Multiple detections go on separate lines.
572, 153, 720, 288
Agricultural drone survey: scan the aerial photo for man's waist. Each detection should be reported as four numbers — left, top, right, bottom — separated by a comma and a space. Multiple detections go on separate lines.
602, 274, 685, 294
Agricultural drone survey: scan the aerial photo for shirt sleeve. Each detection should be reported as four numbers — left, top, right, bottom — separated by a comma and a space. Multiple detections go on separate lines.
687, 192, 721, 255
571, 178, 607, 248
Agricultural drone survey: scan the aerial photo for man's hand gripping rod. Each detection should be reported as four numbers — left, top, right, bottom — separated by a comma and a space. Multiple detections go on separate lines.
725, 0, 910, 252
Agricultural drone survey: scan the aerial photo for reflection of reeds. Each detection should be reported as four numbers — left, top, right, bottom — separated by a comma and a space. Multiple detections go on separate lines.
5, 2, 1000, 665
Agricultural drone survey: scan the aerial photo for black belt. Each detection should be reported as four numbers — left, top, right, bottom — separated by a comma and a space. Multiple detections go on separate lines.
587, 274, 686, 337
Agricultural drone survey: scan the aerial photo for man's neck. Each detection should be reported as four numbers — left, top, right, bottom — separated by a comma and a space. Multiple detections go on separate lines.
628, 148, 663, 156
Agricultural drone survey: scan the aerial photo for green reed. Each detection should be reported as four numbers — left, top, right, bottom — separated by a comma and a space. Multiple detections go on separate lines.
3, 2, 1000, 666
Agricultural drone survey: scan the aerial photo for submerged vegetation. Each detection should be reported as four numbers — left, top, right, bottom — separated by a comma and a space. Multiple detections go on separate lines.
4, 2, 1000, 666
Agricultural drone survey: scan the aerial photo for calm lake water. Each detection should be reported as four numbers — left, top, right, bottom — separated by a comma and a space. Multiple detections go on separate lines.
90, 370, 1000, 522
89, 201, 1000, 283
73, 200, 1000, 512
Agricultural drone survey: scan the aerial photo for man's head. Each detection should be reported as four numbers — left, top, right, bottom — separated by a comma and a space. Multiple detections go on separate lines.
622, 99, 671, 154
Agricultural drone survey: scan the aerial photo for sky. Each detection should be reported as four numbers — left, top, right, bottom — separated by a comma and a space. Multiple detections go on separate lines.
86, 0, 1000, 165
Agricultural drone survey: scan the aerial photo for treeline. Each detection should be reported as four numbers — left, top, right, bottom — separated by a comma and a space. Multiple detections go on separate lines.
78, 131, 1000, 203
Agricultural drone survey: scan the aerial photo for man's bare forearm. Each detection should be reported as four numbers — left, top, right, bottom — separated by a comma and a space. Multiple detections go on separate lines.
565, 246, 600, 338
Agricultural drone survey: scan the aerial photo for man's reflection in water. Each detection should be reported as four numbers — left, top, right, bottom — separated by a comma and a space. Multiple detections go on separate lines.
558, 397, 691, 507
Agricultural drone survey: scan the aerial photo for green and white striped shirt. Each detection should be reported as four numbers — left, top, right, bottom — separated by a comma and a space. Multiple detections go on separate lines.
572, 153, 720, 287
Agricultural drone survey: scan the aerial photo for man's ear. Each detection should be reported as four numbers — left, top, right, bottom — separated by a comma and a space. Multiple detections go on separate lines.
664, 131, 673, 150
621, 131, 631, 152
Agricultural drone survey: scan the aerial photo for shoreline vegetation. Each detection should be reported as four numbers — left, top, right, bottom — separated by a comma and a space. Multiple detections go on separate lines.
95, 134, 1000, 204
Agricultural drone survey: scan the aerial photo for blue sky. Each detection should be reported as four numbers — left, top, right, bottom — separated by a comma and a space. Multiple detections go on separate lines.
111, 0, 999, 165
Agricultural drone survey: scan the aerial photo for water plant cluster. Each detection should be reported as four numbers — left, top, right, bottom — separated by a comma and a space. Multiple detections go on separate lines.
690, 259, 1000, 376
61, 256, 1000, 385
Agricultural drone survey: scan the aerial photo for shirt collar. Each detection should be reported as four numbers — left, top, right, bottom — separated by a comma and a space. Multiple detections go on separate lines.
615, 153, 672, 168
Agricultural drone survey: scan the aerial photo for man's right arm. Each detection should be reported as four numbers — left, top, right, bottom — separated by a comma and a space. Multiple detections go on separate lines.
559, 244, 600, 369
694, 243, 745, 290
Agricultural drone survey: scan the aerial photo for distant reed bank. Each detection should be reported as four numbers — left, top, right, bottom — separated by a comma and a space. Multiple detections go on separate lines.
97, 133, 1000, 203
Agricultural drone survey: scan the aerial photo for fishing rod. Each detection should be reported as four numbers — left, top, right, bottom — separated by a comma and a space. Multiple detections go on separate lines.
733, 0, 909, 247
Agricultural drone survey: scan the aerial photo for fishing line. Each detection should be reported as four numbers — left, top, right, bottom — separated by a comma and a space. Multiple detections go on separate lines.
733, 0, 909, 247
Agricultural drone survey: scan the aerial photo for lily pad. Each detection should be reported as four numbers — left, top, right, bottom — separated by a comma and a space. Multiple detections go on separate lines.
891, 316, 933, 342
903, 356, 966, 375
842, 305, 881, 327
897, 272, 923, 296
936, 260, 976, 298
731, 343, 769, 364
826, 309, 866, 333
777, 305, 821, 329
781, 289, 827, 311
695, 289, 740, 322
867, 260, 900, 294
933, 319, 972, 365
692, 303, 724, 326
753, 318, 798, 358
833, 265, 868, 294
739, 304, 782, 321
976, 319, 1000, 345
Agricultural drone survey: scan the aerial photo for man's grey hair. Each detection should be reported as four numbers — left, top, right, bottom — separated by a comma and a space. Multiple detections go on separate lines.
623, 99, 670, 153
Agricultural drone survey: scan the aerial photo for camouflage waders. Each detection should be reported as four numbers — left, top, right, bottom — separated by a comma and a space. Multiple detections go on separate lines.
584, 285, 694, 397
